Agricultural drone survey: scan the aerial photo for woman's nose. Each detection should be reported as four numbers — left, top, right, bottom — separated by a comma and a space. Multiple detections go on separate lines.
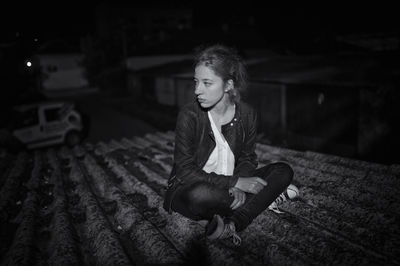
194, 83, 202, 95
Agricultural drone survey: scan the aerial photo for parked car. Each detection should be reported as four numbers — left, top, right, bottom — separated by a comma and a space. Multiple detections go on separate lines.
4, 101, 85, 150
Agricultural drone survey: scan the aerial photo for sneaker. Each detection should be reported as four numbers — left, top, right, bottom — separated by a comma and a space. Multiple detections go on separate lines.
268, 184, 299, 213
205, 214, 242, 246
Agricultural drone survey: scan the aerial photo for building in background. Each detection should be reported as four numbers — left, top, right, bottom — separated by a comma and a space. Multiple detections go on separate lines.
35, 53, 88, 93
31, 40, 94, 98
125, 50, 400, 164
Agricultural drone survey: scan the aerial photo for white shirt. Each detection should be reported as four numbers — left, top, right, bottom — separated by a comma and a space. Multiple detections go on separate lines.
202, 111, 235, 175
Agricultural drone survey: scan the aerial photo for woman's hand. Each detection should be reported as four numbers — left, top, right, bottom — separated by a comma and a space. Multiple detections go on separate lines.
234, 177, 267, 194
229, 187, 246, 210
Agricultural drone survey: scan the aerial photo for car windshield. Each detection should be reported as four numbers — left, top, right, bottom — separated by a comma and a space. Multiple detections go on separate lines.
58, 103, 74, 119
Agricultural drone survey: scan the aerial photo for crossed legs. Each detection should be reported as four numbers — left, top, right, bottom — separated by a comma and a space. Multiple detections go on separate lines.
171, 162, 294, 232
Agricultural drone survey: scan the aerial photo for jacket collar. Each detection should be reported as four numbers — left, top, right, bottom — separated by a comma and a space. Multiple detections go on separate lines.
196, 100, 242, 122
195, 100, 242, 141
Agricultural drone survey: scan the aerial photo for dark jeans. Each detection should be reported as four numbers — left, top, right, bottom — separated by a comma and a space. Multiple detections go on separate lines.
171, 162, 294, 232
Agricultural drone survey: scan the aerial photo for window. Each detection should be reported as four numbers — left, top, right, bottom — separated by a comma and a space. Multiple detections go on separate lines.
44, 107, 61, 122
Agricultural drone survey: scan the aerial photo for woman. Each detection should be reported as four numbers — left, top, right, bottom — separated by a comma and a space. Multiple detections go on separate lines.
163, 44, 296, 246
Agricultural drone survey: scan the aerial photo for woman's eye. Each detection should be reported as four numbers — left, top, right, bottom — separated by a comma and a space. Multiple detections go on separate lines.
204, 82, 211, 87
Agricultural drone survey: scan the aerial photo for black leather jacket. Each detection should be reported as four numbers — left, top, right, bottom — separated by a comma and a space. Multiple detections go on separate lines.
163, 100, 258, 213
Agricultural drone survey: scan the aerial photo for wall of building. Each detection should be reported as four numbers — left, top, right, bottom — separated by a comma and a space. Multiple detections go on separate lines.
36, 54, 88, 90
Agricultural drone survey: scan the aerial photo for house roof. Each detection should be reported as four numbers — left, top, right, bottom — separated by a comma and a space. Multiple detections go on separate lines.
132, 59, 193, 76
128, 51, 400, 87
247, 52, 400, 86
12, 100, 75, 112
1, 131, 399, 265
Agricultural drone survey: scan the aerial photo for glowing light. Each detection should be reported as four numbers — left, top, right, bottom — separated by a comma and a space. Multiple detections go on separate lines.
317, 93, 325, 105
26, 61, 32, 67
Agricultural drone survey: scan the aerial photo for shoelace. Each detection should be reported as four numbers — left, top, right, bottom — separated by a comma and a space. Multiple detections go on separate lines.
274, 192, 289, 205
232, 233, 242, 246
268, 193, 289, 214
219, 222, 242, 246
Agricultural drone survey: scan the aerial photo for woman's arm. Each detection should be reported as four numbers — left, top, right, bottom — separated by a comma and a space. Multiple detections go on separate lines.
232, 108, 267, 194
174, 107, 238, 190
233, 108, 258, 178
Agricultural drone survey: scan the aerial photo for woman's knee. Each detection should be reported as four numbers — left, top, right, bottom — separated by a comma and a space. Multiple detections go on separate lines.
270, 162, 294, 185
180, 182, 216, 208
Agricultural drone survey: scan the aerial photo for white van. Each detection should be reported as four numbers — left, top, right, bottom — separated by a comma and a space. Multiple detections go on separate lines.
11, 101, 84, 149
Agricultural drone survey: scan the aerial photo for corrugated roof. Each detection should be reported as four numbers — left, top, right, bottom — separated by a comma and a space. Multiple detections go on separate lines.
1, 131, 399, 265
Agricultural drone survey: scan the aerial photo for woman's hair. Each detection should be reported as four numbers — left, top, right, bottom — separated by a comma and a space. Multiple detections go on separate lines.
194, 44, 248, 103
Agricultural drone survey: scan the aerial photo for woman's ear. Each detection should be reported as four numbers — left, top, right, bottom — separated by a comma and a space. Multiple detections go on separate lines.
225, 79, 234, 92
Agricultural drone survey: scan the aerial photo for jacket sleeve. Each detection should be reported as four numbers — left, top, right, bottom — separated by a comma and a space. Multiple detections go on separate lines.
233, 108, 258, 177
173, 108, 238, 190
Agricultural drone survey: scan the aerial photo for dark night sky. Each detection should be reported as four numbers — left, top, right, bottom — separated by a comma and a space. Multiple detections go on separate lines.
1, 2, 398, 44
0, 2, 96, 42
1, 2, 398, 89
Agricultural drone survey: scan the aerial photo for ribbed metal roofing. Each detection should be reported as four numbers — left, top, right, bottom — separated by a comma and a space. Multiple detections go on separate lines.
1, 131, 399, 265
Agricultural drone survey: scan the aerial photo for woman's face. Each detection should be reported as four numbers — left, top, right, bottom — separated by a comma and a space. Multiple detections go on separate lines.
194, 64, 227, 109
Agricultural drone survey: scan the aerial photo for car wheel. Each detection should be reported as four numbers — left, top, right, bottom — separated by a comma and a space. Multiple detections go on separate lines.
65, 131, 81, 147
